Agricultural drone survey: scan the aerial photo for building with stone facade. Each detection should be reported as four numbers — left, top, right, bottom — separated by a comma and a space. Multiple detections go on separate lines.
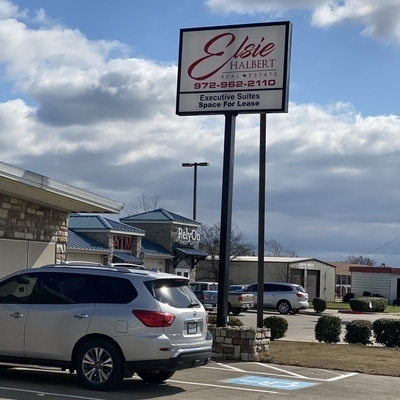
0, 161, 123, 277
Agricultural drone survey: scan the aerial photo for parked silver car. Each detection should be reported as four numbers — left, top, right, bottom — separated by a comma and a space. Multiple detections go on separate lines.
0, 263, 212, 390
245, 282, 309, 314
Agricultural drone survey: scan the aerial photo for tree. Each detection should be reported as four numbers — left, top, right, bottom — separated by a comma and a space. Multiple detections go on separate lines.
198, 223, 254, 282
265, 239, 298, 257
344, 255, 376, 266
127, 193, 161, 215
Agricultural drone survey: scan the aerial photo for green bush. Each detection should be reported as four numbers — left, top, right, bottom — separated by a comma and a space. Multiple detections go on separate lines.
315, 315, 341, 343
373, 318, 400, 348
350, 297, 388, 312
312, 297, 327, 312
343, 292, 355, 303
263, 316, 288, 340
344, 320, 373, 345
207, 314, 244, 327
228, 316, 244, 327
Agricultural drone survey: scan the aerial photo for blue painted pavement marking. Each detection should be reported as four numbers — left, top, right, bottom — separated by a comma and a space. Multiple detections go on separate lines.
223, 375, 319, 391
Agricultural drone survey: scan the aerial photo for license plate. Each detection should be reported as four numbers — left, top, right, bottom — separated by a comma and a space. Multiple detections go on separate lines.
187, 322, 197, 334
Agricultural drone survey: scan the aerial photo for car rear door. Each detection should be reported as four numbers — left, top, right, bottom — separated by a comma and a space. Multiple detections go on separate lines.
24, 272, 95, 361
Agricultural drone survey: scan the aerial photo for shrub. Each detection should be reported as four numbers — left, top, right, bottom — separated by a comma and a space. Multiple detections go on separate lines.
350, 297, 388, 312
263, 316, 288, 340
343, 292, 355, 303
344, 320, 373, 345
228, 316, 244, 327
373, 318, 400, 348
315, 315, 341, 343
312, 297, 327, 312
207, 314, 244, 327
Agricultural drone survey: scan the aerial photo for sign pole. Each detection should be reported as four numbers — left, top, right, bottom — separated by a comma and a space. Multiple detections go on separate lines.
217, 112, 237, 327
257, 113, 267, 328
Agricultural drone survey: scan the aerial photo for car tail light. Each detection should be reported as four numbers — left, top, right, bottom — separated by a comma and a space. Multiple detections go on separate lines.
296, 293, 305, 298
238, 295, 243, 302
199, 293, 205, 303
206, 311, 209, 323
133, 310, 175, 327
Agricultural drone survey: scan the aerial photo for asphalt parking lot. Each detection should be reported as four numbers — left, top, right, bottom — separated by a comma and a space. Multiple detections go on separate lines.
1, 310, 399, 400
0, 360, 399, 400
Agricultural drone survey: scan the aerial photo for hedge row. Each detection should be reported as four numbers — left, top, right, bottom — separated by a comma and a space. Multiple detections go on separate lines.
314, 315, 400, 347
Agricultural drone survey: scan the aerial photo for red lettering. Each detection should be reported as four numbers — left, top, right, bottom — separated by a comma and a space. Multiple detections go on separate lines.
188, 33, 276, 81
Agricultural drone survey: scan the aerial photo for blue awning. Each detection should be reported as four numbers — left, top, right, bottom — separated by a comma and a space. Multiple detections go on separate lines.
113, 251, 143, 264
173, 246, 208, 258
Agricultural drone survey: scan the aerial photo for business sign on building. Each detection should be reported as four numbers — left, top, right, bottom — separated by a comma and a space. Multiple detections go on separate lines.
176, 21, 292, 116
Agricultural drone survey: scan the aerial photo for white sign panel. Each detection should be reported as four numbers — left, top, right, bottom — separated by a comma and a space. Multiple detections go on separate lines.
176, 22, 292, 115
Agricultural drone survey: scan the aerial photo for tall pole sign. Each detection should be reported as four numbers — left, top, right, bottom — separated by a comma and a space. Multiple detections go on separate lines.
176, 22, 292, 327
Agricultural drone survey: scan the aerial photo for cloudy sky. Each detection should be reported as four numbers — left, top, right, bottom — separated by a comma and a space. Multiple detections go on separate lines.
1, 0, 400, 265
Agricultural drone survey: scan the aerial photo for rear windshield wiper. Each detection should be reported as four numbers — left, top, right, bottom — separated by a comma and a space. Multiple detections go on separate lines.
188, 302, 201, 308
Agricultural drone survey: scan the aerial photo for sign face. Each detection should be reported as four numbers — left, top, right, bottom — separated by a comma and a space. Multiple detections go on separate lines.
175, 227, 200, 245
113, 235, 133, 251
176, 22, 292, 116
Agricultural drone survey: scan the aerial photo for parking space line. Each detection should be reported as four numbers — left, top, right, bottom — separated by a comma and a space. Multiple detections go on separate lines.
325, 372, 358, 382
214, 363, 245, 371
167, 379, 288, 395
255, 363, 308, 379
0, 386, 105, 400
202, 363, 358, 382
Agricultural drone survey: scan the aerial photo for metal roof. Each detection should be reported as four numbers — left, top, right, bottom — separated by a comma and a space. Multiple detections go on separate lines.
0, 161, 123, 213
113, 251, 144, 264
67, 230, 110, 252
120, 208, 199, 225
69, 214, 144, 235
141, 239, 173, 258
174, 246, 208, 258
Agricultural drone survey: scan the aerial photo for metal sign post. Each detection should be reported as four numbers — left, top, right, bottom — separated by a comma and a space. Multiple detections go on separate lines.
176, 21, 292, 327
217, 112, 236, 327
257, 113, 266, 328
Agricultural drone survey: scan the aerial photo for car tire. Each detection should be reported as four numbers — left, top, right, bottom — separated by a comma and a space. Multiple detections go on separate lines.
136, 370, 175, 383
76, 339, 123, 391
232, 308, 242, 315
277, 300, 291, 315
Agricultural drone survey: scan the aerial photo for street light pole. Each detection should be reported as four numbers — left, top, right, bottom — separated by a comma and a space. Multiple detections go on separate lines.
182, 162, 210, 220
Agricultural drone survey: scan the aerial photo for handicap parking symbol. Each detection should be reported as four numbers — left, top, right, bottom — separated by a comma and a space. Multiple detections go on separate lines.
223, 375, 318, 391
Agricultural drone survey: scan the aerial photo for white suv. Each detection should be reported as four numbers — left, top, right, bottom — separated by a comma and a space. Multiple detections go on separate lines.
245, 282, 309, 314
0, 263, 212, 390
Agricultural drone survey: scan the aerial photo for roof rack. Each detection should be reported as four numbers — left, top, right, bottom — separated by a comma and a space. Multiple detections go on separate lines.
41, 262, 119, 271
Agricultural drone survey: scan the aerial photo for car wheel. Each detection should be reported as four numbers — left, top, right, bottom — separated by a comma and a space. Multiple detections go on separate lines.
277, 300, 291, 315
76, 339, 123, 391
232, 308, 242, 315
136, 370, 175, 383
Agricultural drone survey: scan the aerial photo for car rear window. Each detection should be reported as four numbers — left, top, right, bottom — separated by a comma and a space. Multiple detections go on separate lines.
295, 285, 306, 293
146, 279, 201, 308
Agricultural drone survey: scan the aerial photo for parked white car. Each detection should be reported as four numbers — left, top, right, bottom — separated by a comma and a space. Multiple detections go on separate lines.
0, 263, 212, 390
245, 282, 309, 314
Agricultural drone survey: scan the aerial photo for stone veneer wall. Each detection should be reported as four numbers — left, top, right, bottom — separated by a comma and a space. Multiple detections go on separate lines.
208, 326, 270, 361
0, 194, 69, 263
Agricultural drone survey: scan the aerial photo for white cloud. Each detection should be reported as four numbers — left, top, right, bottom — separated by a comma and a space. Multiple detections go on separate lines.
1, 0, 400, 265
207, 0, 400, 43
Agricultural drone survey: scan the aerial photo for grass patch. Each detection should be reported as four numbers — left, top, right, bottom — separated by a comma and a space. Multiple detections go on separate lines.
261, 341, 400, 377
326, 302, 351, 310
